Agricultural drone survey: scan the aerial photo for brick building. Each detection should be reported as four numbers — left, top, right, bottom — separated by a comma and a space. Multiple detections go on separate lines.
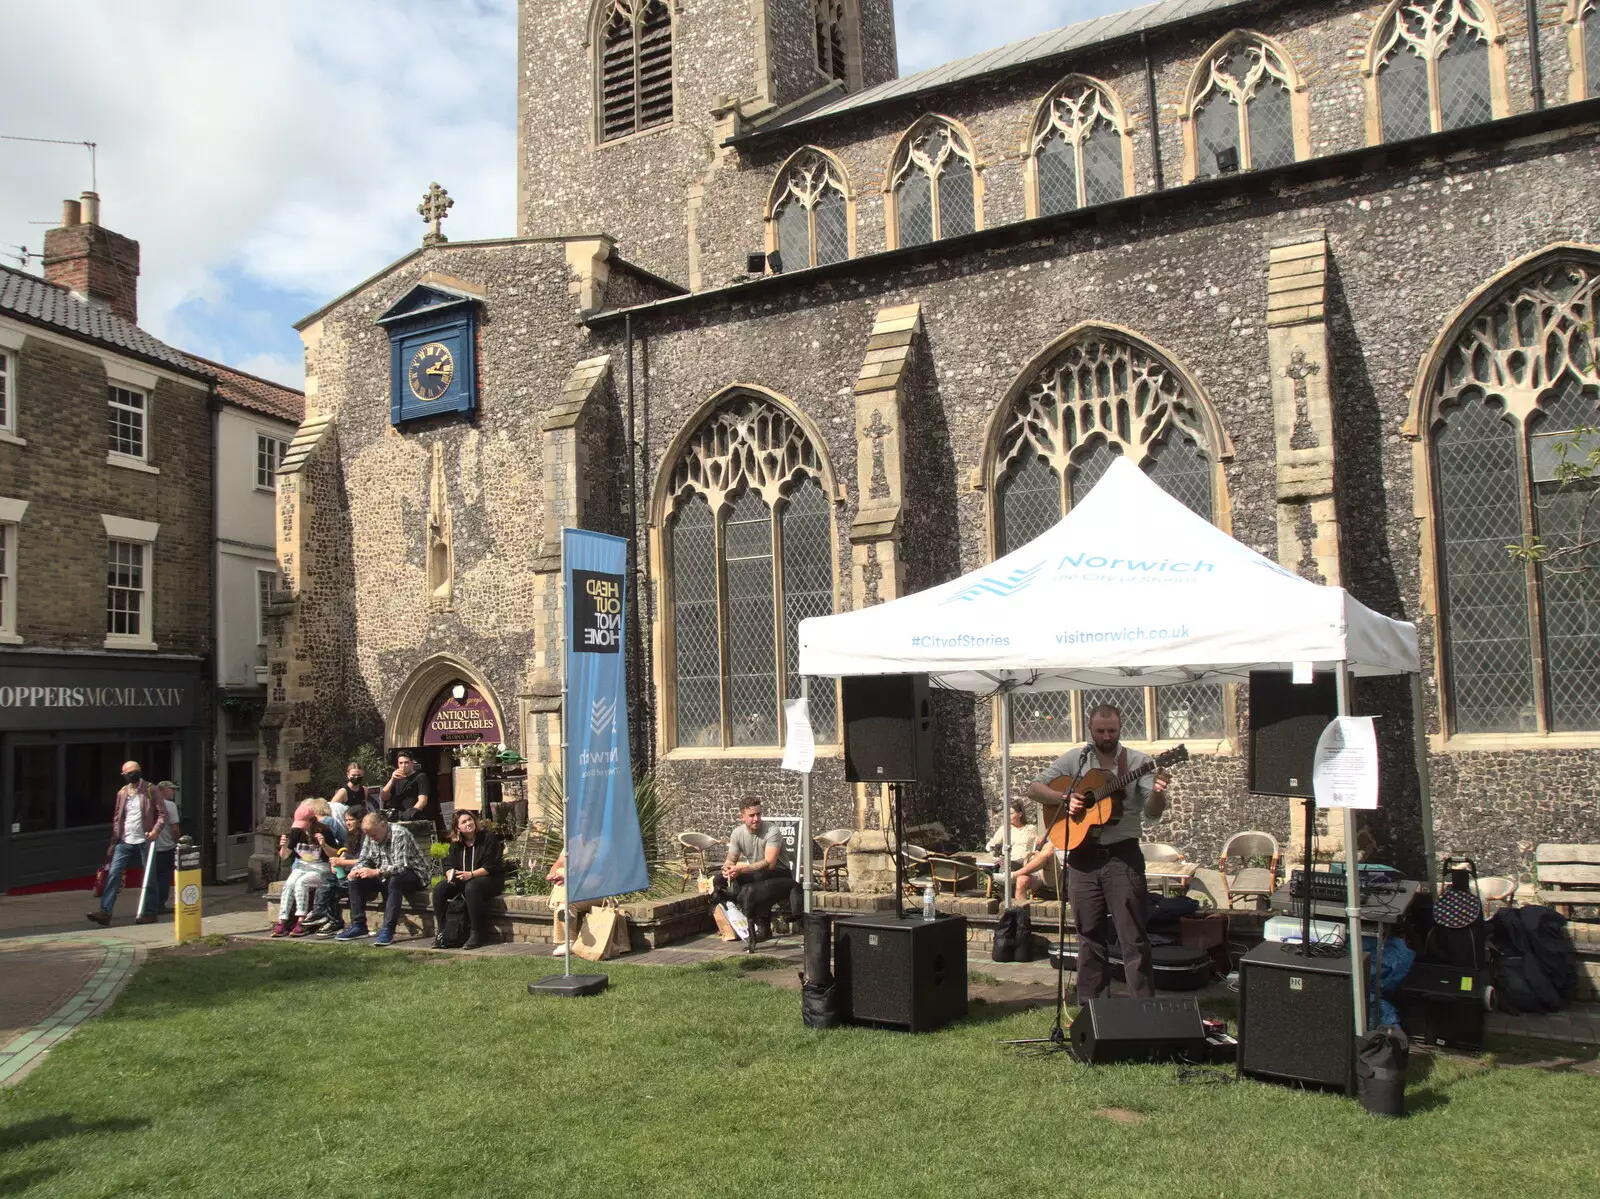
268, 0, 1600, 878
0, 194, 303, 891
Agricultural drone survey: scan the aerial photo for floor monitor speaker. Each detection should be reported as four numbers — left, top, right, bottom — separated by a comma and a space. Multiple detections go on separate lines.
1248, 670, 1338, 797
842, 673, 933, 783
1068, 996, 1207, 1063
833, 914, 967, 1032
1237, 941, 1355, 1092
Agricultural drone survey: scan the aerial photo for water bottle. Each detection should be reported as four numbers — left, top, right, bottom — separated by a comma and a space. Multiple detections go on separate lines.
922, 881, 936, 922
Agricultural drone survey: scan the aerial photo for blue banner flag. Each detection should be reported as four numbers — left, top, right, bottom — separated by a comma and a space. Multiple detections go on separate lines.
563, 528, 649, 903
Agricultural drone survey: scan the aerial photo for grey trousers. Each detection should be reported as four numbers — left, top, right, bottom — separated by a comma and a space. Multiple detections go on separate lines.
1067, 841, 1154, 1001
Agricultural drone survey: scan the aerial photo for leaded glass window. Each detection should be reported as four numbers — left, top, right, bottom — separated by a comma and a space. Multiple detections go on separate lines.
889, 119, 977, 247
597, 0, 673, 143
769, 150, 850, 269
1584, 2, 1600, 99
665, 395, 837, 749
1429, 258, 1600, 735
992, 331, 1227, 745
1372, 0, 1496, 142
1030, 78, 1128, 216
1190, 36, 1299, 178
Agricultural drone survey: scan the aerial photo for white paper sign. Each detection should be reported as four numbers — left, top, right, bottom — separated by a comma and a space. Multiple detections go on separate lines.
1311, 716, 1379, 810
1292, 661, 1313, 685
780, 698, 815, 773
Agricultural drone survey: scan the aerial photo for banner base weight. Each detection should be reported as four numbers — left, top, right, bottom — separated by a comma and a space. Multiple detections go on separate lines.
527, 974, 609, 998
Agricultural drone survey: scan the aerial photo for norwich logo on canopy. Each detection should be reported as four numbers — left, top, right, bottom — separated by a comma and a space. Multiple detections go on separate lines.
942, 560, 1045, 604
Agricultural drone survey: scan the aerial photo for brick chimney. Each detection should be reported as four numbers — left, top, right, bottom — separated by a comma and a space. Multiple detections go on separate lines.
42, 192, 141, 325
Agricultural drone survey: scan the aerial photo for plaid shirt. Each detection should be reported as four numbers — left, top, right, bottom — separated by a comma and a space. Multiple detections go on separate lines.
355, 824, 428, 880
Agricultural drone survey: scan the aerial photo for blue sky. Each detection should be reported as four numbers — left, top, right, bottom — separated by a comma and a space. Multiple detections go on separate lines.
0, 1, 1128, 388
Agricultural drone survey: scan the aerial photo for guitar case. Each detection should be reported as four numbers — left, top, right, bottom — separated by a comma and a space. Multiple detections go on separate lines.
1049, 941, 1213, 991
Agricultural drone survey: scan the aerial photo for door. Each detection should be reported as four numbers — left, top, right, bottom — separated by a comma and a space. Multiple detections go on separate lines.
221, 757, 255, 878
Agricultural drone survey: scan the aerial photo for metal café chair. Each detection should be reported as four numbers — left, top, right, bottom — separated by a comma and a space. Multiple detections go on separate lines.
813, 828, 853, 891
678, 831, 724, 887
1218, 831, 1280, 910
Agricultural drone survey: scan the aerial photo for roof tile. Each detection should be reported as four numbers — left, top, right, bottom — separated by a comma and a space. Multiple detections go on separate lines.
0, 263, 205, 376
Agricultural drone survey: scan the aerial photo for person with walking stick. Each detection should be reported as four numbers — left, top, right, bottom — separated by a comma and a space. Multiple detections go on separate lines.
86, 761, 168, 927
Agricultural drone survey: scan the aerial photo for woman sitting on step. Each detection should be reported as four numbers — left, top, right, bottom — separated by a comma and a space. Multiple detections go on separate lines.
431, 810, 511, 950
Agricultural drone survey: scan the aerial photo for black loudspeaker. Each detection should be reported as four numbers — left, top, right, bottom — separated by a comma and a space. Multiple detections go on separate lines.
833, 914, 967, 1031
1248, 670, 1338, 797
1395, 965, 1487, 1050
1068, 997, 1207, 1064
1238, 941, 1355, 1092
841, 673, 933, 783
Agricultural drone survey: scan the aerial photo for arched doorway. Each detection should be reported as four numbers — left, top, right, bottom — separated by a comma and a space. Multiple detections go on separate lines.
384, 655, 507, 826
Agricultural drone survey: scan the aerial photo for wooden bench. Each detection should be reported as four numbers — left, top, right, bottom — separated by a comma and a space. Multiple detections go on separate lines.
1535, 844, 1600, 920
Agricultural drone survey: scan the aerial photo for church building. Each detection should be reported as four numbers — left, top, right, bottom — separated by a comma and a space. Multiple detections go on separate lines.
265, 0, 1600, 876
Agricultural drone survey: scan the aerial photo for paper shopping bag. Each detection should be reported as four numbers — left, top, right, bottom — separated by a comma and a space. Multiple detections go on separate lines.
573, 902, 631, 961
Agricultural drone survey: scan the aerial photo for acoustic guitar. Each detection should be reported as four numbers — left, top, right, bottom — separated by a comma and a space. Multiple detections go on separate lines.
1043, 744, 1190, 852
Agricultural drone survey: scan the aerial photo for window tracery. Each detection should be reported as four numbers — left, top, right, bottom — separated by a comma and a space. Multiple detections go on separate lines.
768, 149, 851, 270
1028, 77, 1130, 216
596, 0, 673, 143
888, 117, 978, 248
991, 331, 1226, 744
1187, 32, 1301, 179
664, 395, 837, 749
1574, 0, 1600, 100
1369, 0, 1499, 143
1427, 258, 1600, 736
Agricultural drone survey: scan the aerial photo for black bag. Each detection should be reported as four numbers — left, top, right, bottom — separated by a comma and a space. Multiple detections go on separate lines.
1489, 906, 1576, 1013
1421, 859, 1488, 969
1356, 1025, 1409, 1118
438, 893, 470, 949
802, 982, 842, 1029
992, 908, 1020, 962
1013, 905, 1038, 962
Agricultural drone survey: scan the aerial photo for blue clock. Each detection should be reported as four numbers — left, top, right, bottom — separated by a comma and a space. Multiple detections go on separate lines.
376, 281, 481, 425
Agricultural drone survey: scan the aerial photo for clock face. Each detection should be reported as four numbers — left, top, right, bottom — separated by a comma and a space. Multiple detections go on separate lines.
407, 341, 455, 401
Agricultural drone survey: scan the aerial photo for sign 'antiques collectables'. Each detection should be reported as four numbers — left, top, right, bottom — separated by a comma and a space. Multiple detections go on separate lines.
422, 685, 502, 746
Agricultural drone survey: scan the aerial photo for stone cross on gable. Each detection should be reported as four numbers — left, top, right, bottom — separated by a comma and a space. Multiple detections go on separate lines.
418, 182, 454, 246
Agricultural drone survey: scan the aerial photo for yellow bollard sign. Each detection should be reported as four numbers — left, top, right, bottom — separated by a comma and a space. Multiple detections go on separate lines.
174, 840, 203, 943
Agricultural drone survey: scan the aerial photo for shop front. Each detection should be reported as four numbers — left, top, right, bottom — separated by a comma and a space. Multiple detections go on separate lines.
0, 653, 204, 892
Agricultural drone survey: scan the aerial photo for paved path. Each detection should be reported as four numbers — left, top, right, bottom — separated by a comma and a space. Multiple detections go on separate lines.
0, 883, 264, 1086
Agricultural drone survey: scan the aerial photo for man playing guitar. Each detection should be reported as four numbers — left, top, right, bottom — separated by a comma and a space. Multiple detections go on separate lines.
1014, 703, 1171, 1001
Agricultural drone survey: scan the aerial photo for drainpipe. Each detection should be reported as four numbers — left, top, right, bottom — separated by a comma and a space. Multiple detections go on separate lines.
1524, 0, 1546, 110
624, 314, 650, 775
1142, 31, 1165, 192
207, 387, 222, 884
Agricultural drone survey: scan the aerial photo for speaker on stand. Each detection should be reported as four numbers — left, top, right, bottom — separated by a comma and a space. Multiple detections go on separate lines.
1247, 670, 1338, 797
841, 674, 933, 783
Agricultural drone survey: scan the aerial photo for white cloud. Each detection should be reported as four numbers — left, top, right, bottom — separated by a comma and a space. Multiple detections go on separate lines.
228, 352, 307, 391
1, 0, 516, 351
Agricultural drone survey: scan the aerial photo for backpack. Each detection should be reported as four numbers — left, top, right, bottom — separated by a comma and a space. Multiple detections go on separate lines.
438, 893, 471, 949
1421, 859, 1488, 970
992, 908, 1021, 962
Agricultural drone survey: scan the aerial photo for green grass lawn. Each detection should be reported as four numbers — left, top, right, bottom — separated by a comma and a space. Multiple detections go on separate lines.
1, 943, 1596, 1198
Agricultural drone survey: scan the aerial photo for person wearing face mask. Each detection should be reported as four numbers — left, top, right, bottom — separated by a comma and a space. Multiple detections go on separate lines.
87, 761, 168, 927
332, 762, 371, 817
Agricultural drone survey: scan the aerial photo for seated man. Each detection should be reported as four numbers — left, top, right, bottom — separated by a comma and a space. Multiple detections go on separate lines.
711, 798, 794, 943
336, 812, 428, 946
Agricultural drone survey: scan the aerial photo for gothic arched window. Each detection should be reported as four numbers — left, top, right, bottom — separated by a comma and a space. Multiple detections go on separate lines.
989, 330, 1230, 745
1028, 76, 1131, 217
1184, 31, 1305, 181
1367, 0, 1502, 143
595, 0, 674, 143
887, 116, 979, 249
768, 148, 852, 270
815, 0, 848, 85
1571, 0, 1600, 101
663, 393, 838, 749
1425, 257, 1600, 736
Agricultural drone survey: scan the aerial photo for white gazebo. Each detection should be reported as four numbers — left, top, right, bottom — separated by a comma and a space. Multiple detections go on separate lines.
797, 456, 1425, 1034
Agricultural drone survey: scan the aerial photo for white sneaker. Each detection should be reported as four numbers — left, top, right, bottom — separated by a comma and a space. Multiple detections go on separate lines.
551, 944, 571, 956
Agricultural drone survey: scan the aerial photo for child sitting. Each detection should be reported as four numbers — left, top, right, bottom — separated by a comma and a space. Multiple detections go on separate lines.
272, 801, 334, 938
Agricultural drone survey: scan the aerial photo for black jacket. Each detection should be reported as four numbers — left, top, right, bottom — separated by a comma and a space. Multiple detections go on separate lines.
443, 832, 511, 879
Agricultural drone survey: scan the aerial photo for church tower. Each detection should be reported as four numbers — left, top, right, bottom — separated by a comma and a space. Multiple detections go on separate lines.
517, 1, 898, 288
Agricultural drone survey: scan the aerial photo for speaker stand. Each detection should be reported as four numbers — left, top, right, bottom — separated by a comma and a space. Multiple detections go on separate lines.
1298, 796, 1316, 957
891, 781, 907, 919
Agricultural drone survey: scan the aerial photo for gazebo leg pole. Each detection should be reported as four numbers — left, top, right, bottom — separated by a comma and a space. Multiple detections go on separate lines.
1335, 663, 1368, 1039
1000, 690, 1013, 912
801, 676, 813, 916
1410, 673, 1438, 891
